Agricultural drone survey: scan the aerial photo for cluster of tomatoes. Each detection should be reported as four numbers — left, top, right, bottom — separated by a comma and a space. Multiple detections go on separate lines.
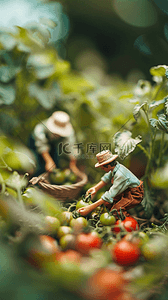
20, 188, 165, 300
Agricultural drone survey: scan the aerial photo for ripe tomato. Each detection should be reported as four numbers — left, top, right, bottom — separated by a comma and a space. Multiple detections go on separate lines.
100, 213, 116, 226
75, 231, 102, 255
82, 268, 125, 300
56, 250, 82, 264
113, 217, 139, 233
112, 240, 141, 266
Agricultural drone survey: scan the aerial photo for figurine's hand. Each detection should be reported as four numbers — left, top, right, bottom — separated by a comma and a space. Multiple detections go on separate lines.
77, 205, 93, 216
86, 187, 96, 200
45, 159, 56, 172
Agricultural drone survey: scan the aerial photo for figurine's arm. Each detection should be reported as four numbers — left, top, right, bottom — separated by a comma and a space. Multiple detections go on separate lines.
77, 198, 106, 216
41, 151, 56, 172
86, 180, 107, 199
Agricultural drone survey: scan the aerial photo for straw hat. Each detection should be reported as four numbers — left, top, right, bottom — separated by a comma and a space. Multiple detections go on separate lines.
46, 111, 73, 137
95, 150, 118, 168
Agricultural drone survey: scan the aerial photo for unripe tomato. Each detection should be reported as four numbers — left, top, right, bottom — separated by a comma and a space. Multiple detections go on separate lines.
75, 231, 102, 255
76, 200, 90, 210
70, 217, 88, 230
113, 217, 139, 233
60, 211, 73, 226
100, 213, 116, 226
141, 236, 167, 261
57, 226, 72, 239
59, 234, 76, 250
45, 216, 60, 234
112, 240, 141, 266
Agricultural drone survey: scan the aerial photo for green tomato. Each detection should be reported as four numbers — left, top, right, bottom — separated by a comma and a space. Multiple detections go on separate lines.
45, 216, 60, 234
76, 200, 90, 210
59, 234, 76, 250
57, 226, 72, 239
100, 213, 116, 226
70, 217, 88, 230
49, 169, 66, 185
60, 211, 73, 226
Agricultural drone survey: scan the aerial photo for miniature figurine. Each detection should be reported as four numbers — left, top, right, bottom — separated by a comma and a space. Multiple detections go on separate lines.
77, 150, 144, 219
28, 111, 79, 176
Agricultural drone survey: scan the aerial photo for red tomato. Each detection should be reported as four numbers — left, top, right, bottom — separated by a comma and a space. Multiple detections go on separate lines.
75, 232, 102, 255
56, 250, 82, 264
113, 217, 139, 233
82, 268, 125, 300
112, 240, 141, 266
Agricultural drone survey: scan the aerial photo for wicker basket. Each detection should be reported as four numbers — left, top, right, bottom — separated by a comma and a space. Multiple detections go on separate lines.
29, 171, 88, 201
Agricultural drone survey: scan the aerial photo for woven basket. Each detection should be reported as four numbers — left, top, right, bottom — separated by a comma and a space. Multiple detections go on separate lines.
29, 171, 88, 201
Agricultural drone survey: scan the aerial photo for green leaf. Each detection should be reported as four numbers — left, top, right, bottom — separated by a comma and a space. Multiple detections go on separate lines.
149, 118, 159, 129
149, 99, 166, 110
0, 83, 15, 105
165, 96, 168, 116
39, 17, 57, 28
28, 82, 61, 109
113, 130, 142, 160
157, 114, 168, 133
150, 65, 168, 77
134, 80, 151, 98
26, 21, 51, 44
5, 171, 27, 190
150, 162, 168, 189
133, 101, 149, 121
27, 51, 55, 79
141, 184, 155, 218
0, 33, 16, 50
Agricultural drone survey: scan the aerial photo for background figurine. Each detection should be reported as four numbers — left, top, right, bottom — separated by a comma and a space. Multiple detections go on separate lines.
77, 150, 144, 219
28, 111, 79, 176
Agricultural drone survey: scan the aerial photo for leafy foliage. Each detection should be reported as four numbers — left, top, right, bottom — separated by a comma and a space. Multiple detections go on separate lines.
113, 130, 142, 160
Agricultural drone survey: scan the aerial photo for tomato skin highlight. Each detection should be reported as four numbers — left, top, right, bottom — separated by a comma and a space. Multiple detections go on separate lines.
75, 232, 102, 255
112, 240, 141, 266
113, 217, 139, 233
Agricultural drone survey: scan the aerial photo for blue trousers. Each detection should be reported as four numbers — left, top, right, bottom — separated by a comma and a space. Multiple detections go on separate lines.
28, 134, 60, 177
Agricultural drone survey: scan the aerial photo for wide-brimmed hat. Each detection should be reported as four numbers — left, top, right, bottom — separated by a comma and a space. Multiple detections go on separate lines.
46, 111, 73, 137
95, 150, 118, 168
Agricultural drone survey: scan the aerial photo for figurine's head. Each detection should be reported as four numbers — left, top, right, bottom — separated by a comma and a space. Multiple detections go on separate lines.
46, 111, 73, 137
95, 150, 118, 168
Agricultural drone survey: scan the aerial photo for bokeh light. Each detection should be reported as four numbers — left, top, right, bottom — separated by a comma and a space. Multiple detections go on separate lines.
113, 0, 158, 27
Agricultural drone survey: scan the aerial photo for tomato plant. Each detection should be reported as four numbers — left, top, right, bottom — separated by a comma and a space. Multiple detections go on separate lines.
75, 231, 102, 255
113, 217, 139, 233
112, 240, 141, 266
100, 213, 116, 226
